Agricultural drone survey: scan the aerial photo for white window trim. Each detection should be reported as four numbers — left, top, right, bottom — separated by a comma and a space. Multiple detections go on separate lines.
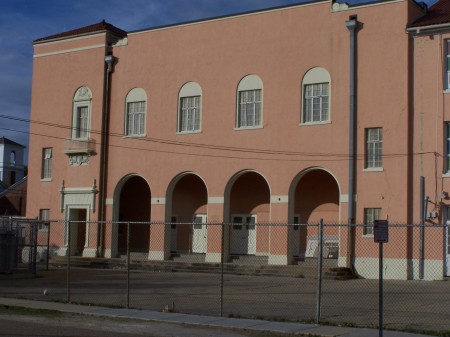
125, 88, 147, 137
236, 75, 263, 130
365, 127, 383, 170
177, 82, 202, 134
72, 87, 92, 140
177, 95, 202, 134
445, 122, 450, 174
301, 67, 331, 125
445, 40, 450, 91
41, 147, 52, 181
363, 167, 384, 172
39, 209, 50, 232
363, 208, 381, 237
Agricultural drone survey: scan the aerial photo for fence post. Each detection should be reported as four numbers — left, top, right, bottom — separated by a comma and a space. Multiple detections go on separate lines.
67, 220, 71, 303
46, 221, 50, 271
127, 222, 130, 309
316, 219, 324, 324
220, 222, 224, 317
32, 220, 38, 275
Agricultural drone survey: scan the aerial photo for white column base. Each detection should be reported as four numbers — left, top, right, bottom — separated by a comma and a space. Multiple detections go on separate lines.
148, 250, 165, 261
57, 247, 68, 257
205, 252, 222, 263
268, 254, 289, 265
82, 248, 98, 258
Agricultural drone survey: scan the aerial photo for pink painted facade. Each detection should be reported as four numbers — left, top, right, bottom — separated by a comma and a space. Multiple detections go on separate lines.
27, 0, 450, 279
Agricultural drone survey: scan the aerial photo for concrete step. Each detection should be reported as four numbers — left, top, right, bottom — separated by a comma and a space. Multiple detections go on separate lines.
48, 256, 341, 279
324, 267, 356, 280
171, 253, 206, 263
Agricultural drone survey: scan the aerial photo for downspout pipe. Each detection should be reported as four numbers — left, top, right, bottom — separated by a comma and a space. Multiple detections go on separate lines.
346, 17, 358, 271
97, 53, 116, 256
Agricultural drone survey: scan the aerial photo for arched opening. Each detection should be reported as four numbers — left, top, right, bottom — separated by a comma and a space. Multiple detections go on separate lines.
117, 175, 151, 254
168, 173, 208, 254
290, 168, 340, 259
227, 171, 270, 256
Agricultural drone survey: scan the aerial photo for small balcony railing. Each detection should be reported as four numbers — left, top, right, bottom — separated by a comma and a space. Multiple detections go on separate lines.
63, 138, 96, 155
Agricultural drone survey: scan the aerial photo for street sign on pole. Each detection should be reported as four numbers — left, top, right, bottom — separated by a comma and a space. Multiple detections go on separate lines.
374, 220, 388, 243
373, 219, 388, 337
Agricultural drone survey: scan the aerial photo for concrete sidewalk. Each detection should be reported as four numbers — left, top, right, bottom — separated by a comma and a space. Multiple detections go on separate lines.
0, 297, 431, 337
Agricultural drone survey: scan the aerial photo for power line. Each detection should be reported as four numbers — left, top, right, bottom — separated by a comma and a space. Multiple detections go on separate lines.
1, 113, 351, 158
0, 114, 437, 162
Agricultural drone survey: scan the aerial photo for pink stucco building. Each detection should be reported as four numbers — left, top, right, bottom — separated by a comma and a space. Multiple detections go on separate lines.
27, 0, 450, 279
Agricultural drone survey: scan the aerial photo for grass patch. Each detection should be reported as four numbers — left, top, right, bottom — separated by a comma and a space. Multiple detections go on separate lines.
403, 328, 450, 337
0, 305, 64, 318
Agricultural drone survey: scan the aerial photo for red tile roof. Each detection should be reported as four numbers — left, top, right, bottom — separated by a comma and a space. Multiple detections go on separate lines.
34, 20, 127, 43
410, 0, 450, 28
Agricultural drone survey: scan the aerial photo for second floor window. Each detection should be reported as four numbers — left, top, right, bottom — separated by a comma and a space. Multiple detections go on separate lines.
41, 148, 52, 180
301, 67, 331, 125
365, 127, 383, 169
236, 75, 263, 129
238, 89, 262, 128
178, 82, 202, 133
303, 83, 329, 123
126, 101, 146, 136
179, 96, 201, 132
75, 106, 89, 138
72, 86, 92, 139
125, 88, 147, 137
446, 40, 450, 90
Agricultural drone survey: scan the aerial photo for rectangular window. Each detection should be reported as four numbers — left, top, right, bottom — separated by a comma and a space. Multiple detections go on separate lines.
238, 89, 262, 128
303, 83, 329, 123
364, 208, 381, 236
75, 106, 89, 139
446, 40, 450, 90
39, 209, 50, 231
41, 148, 52, 180
126, 101, 146, 136
365, 128, 383, 169
446, 123, 450, 173
179, 96, 200, 132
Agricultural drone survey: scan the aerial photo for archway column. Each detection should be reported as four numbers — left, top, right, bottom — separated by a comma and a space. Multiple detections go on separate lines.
205, 198, 227, 263
149, 197, 170, 260
268, 196, 293, 265
104, 200, 118, 258
82, 219, 99, 257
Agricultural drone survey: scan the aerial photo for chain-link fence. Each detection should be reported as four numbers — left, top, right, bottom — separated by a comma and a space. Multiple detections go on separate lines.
0, 220, 449, 332
0, 217, 50, 274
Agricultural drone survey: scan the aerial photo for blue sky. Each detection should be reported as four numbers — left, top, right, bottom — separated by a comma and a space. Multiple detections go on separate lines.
0, 0, 438, 164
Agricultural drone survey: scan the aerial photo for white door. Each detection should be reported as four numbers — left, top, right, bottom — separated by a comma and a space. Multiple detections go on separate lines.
293, 215, 301, 257
446, 221, 450, 277
192, 214, 207, 253
231, 215, 256, 255
170, 216, 177, 252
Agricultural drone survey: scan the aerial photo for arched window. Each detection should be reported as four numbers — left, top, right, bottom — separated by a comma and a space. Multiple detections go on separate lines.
125, 88, 147, 137
72, 86, 92, 139
302, 67, 331, 124
178, 82, 202, 133
236, 75, 263, 129
10, 151, 16, 165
